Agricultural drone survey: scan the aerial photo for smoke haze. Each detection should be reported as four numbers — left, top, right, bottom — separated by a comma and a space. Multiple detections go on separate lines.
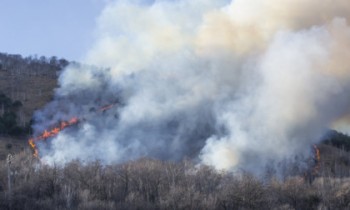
33, 0, 350, 173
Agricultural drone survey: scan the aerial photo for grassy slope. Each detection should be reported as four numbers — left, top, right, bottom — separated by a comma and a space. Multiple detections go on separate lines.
0, 68, 57, 158
0, 69, 57, 119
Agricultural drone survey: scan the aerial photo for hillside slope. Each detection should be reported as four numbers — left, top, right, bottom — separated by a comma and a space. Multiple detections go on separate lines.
0, 52, 69, 158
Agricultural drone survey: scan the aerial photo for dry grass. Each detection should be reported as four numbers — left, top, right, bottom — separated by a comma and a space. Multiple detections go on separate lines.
0, 68, 57, 159
0, 69, 57, 119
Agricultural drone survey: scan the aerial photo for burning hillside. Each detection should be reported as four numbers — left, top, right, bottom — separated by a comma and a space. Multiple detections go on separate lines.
28, 117, 79, 158
31, 0, 350, 174
28, 103, 116, 159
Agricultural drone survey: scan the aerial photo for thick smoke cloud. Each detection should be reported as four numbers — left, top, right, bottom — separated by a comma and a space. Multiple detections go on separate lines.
34, 0, 350, 173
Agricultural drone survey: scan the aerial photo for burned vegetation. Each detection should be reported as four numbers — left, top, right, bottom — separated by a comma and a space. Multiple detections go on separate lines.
1, 51, 350, 209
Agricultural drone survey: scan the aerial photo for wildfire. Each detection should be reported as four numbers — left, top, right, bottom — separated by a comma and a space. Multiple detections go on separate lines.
313, 144, 321, 175
28, 117, 79, 158
28, 139, 39, 158
303, 144, 322, 183
99, 104, 115, 112
28, 103, 116, 158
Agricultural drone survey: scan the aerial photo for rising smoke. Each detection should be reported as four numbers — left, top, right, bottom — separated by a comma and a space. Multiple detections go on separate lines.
33, 0, 350, 173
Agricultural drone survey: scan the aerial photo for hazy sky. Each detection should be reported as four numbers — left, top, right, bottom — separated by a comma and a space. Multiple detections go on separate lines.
0, 0, 108, 61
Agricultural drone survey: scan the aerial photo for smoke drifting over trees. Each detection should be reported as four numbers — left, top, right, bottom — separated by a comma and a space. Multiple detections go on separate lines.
32, 0, 350, 174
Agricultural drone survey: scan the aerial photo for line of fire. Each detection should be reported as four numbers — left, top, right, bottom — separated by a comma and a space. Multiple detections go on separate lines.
27, 102, 322, 183
28, 103, 116, 159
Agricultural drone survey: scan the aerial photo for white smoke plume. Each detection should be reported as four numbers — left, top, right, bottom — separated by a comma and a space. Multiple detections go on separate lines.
33, 0, 350, 174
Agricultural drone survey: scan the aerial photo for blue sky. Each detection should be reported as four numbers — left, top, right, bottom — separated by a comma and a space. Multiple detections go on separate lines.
0, 0, 108, 61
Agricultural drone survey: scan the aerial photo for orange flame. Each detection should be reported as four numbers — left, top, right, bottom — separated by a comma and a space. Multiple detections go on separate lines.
98, 103, 116, 112
313, 144, 321, 175
28, 117, 79, 158
28, 139, 39, 158
28, 103, 116, 158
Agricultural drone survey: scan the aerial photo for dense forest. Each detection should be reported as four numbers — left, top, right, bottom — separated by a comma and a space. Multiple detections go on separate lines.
0, 52, 349, 209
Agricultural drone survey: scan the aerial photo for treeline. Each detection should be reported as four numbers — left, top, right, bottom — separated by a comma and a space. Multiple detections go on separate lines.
0, 52, 69, 78
323, 130, 350, 151
0, 151, 349, 210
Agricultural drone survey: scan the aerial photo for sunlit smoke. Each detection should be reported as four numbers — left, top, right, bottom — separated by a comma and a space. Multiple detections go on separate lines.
32, 0, 350, 174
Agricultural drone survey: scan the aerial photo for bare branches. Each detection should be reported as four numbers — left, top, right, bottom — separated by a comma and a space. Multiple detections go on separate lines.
0, 153, 348, 209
